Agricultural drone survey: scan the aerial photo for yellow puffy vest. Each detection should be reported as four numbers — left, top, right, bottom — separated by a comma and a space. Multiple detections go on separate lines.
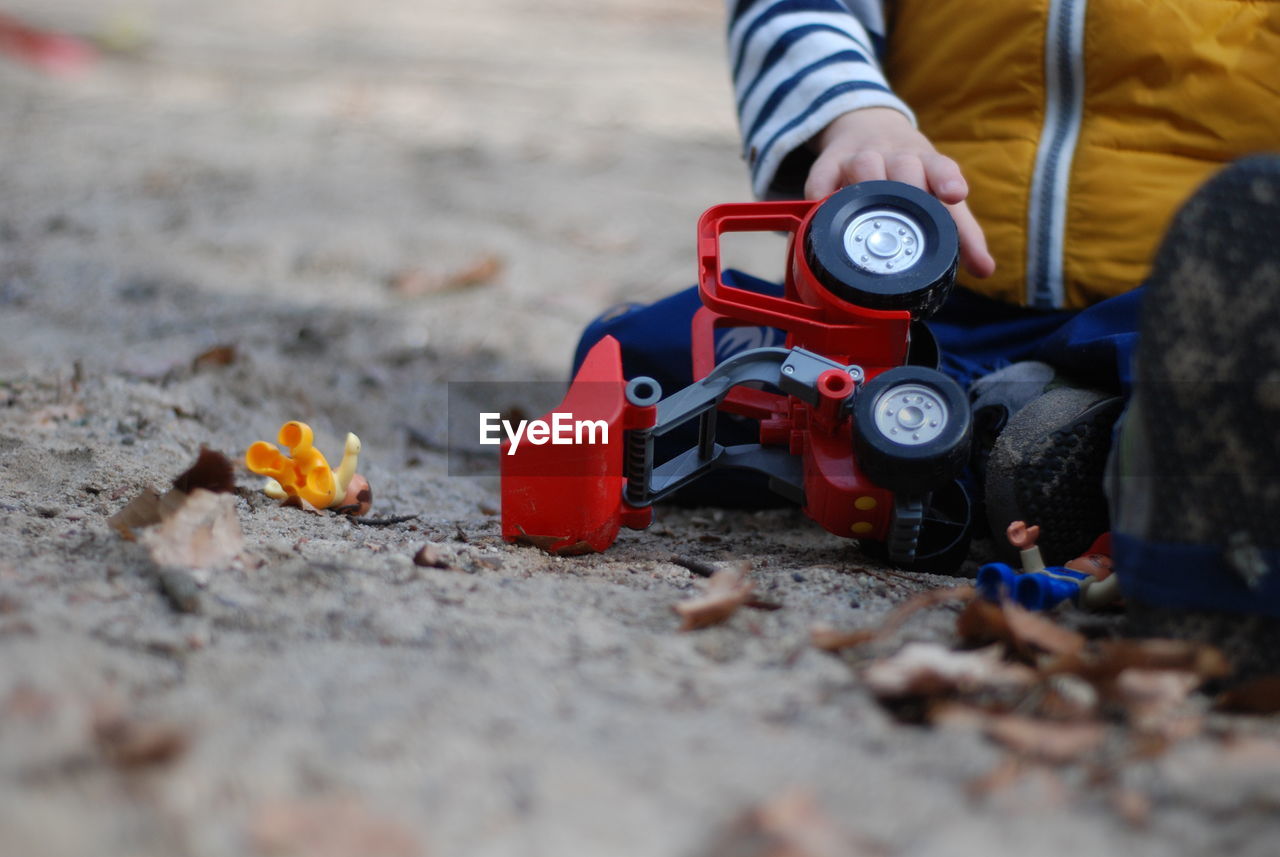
886, 0, 1280, 308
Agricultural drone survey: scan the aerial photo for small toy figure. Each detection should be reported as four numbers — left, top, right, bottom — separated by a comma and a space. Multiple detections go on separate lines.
246, 421, 371, 514
977, 521, 1120, 611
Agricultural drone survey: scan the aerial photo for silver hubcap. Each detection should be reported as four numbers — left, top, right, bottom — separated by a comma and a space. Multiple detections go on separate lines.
843, 208, 925, 275
873, 383, 948, 446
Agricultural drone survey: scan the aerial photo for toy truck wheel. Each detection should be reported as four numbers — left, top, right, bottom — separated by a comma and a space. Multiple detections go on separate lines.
852, 366, 971, 495
861, 479, 973, 573
804, 181, 959, 318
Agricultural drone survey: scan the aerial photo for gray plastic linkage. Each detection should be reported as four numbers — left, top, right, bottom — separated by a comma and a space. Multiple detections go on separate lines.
623, 346, 861, 508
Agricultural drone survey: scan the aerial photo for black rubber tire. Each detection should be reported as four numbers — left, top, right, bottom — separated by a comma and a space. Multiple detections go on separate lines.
804, 181, 958, 318
859, 479, 973, 575
853, 366, 971, 495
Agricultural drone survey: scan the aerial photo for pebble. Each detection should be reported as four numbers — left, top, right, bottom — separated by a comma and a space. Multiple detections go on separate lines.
157, 569, 201, 614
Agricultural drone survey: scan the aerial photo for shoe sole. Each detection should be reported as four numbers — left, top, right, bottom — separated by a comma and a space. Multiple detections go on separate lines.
985, 387, 1123, 565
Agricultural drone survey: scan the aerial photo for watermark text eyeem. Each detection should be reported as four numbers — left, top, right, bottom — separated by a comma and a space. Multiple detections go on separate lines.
479, 412, 609, 455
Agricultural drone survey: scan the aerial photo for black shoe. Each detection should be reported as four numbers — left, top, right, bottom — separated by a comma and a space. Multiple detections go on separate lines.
984, 385, 1123, 565
967, 360, 1059, 496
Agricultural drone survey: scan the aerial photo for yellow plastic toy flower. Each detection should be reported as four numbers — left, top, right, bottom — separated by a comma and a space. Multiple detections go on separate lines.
245, 421, 362, 509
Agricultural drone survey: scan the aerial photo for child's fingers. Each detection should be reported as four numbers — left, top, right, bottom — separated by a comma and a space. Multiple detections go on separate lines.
924, 153, 968, 204
804, 151, 844, 200
948, 200, 996, 278
807, 149, 894, 200
885, 153, 927, 192
843, 150, 887, 185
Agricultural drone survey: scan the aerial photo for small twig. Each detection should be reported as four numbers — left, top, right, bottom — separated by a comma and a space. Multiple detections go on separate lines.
344, 514, 419, 527
670, 555, 719, 578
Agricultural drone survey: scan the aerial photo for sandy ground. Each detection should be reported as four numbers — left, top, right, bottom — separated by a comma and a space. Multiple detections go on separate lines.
2, 2, 1279, 856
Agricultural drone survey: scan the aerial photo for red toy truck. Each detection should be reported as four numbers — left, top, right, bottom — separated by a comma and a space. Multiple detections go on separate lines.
501, 181, 971, 567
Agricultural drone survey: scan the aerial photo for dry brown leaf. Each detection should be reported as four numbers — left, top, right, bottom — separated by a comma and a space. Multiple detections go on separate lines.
445, 254, 503, 288
513, 527, 597, 556
107, 488, 164, 539
110, 449, 239, 547
1044, 639, 1232, 685
700, 789, 886, 857
139, 488, 244, 570
389, 254, 504, 297
1114, 669, 1201, 725
864, 643, 1038, 699
929, 701, 989, 730
250, 797, 423, 857
92, 702, 189, 769
171, 446, 235, 494
1215, 675, 1280, 714
412, 543, 453, 569
1035, 674, 1100, 722
810, 626, 877, 652
810, 585, 974, 652
1114, 668, 1207, 749
984, 714, 1105, 764
956, 598, 1085, 656
1001, 602, 1087, 655
955, 599, 1011, 647
1107, 639, 1232, 678
674, 565, 754, 631
192, 344, 237, 370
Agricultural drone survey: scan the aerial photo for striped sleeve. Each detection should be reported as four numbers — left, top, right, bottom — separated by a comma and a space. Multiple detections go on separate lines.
727, 0, 915, 199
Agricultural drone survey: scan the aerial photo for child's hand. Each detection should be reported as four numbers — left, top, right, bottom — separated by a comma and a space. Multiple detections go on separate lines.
806, 107, 996, 279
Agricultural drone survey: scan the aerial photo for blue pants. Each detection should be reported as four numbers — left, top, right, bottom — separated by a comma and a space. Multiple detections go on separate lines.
574, 274, 1140, 411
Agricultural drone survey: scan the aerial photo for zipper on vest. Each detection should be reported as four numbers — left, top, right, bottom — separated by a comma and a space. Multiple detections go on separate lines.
1025, 0, 1087, 308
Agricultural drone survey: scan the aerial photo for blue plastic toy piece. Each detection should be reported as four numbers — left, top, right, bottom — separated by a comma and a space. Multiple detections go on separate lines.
977, 562, 1094, 611
977, 562, 1019, 603
1016, 568, 1091, 610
